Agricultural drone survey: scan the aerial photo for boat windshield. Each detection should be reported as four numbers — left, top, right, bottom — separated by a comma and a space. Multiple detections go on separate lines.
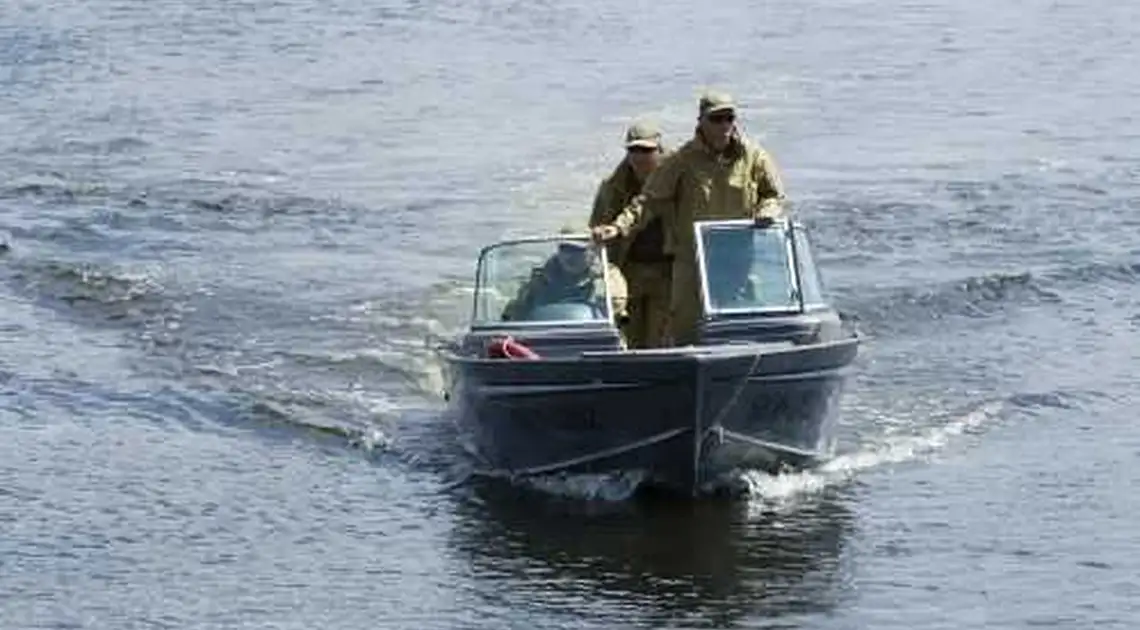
470, 235, 613, 327
695, 219, 829, 316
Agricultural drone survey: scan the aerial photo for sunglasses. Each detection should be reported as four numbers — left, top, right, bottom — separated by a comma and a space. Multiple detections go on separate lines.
627, 145, 657, 154
706, 111, 735, 124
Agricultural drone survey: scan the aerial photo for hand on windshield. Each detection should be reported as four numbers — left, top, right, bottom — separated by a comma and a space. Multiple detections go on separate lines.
752, 199, 783, 227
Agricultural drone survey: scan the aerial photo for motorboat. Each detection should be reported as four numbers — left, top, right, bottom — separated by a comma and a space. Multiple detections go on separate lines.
435, 218, 860, 496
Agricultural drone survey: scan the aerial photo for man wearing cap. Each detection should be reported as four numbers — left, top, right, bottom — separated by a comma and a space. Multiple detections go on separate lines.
501, 226, 629, 328
591, 90, 786, 346
588, 119, 671, 349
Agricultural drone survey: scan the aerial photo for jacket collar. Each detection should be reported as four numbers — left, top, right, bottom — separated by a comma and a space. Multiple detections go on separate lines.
693, 127, 745, 160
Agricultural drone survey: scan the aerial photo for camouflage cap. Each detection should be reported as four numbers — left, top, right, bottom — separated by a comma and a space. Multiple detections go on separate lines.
624, 120, 662, 149
699, 90, 737, 117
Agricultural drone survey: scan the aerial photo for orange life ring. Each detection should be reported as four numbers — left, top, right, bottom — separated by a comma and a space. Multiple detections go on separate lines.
486, 336, 541, 360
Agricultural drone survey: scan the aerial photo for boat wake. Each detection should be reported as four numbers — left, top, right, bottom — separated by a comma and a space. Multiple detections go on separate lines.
736, 399, 1004, 510
484, 397, 1007, 506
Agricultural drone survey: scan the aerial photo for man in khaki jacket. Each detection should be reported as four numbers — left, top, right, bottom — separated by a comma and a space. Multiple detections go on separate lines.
588, 120, 671, 349
592, 90, 787, 346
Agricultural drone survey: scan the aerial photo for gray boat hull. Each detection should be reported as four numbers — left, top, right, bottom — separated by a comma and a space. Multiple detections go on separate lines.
442, 330, 857, 496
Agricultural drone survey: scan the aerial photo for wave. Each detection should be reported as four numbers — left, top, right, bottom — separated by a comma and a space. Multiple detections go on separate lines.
838, 256, 1139, 336
3, 257, 172, 324
838, 270, 1061, 335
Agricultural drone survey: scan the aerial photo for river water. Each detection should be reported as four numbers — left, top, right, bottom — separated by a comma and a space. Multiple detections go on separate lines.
2, 0, 1139, 628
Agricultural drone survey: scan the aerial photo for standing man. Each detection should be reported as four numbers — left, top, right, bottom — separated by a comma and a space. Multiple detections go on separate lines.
592, 90, 787, 346
589, 120, 671, 349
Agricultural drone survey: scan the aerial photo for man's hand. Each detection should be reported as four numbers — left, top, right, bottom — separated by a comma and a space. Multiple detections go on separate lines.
591, 225, 620, 242
752, 199, 783, 227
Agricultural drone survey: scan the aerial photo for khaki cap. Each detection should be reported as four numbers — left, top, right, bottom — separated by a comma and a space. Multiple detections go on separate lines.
624, 120, 662, 149
699, 90, 737, 116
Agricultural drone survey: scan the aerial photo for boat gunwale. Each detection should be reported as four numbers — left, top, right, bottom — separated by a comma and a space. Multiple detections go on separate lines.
438, 334, 859, 367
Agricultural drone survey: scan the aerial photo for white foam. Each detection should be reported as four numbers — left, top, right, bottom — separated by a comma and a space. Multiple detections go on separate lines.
517, 470, 649, 502
739, 399, 1005, 514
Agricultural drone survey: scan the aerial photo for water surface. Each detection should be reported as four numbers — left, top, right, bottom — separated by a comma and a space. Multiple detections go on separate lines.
2, 0, 1139, 627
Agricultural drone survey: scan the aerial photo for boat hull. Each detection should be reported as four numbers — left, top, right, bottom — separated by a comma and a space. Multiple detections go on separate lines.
443, 338, 857, 496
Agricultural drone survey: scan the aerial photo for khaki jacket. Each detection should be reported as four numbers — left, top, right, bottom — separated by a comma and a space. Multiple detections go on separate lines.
589, 150, 673, 267
500, 258, 597, 321
611, 131, 785, 261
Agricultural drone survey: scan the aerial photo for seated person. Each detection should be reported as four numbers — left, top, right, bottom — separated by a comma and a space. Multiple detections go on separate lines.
501, 238, 629, 324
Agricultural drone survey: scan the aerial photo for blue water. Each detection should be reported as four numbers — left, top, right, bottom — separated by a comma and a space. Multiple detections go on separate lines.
3, 0, 1139, 627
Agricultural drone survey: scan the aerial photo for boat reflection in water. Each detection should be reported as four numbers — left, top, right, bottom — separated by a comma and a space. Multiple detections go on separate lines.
449, 480, 857, 627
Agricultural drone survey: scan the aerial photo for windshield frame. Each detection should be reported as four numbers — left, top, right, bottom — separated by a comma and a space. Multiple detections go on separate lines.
693, 218, 829, 318
469, 234, 615, 330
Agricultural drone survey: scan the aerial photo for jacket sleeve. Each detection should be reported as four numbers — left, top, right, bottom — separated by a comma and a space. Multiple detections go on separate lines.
501, 268, 543, 320
612, 153, 682, 237
589, 179, 613, 228
752, 148, 787, 218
